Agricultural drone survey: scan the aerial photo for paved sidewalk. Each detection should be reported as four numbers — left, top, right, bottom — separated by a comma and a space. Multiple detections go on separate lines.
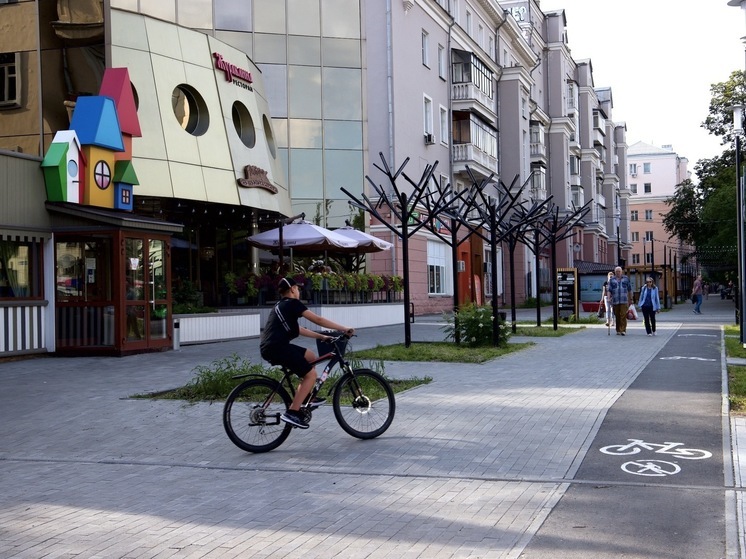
0, 296, 741, 558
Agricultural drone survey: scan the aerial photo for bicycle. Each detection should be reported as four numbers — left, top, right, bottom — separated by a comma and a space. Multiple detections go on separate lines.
222, 332, 396, 453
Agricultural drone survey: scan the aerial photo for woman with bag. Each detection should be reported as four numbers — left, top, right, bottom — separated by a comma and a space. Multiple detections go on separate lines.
600, 272, 615, 328
639, 276, 661, 336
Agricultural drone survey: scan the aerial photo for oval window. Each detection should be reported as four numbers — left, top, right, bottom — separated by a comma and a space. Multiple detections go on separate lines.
171, 85, 209, 136
232, 101, 256, 148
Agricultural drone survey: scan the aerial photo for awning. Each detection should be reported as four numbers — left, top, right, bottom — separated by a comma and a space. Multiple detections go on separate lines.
45, 201, 184, 234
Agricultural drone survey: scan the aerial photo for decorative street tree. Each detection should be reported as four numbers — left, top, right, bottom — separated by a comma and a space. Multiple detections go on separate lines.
497, 185, 554, 333
444, 174, 529, 346
533, 202, 592, 330
342, 153, 453, 347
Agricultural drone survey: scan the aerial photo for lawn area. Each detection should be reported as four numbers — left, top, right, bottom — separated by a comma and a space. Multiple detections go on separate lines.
349, 341, 534, 364
725, 325, 746, 414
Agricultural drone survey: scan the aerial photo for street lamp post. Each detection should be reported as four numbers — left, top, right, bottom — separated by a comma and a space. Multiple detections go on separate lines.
727, 0, 746, 347
733, 104, 746, 345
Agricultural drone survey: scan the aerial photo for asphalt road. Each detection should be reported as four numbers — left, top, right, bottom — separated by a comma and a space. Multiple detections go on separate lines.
520, 321, 727, 558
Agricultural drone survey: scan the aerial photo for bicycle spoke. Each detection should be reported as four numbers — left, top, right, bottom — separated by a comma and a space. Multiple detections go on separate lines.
223, 378, 292, 453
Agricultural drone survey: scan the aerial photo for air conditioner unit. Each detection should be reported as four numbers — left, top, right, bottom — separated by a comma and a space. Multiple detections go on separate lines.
424, 133, 435, 145
631, 172, 637, 177
457, 260, 466, 272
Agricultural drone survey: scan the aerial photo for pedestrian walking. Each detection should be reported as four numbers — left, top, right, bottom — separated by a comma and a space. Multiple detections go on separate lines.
692, 274, 704, 314
639, 276, 660, 336
608, 266, 632, 336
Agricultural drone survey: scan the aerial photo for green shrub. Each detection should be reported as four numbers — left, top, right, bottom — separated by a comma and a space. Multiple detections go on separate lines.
442, 304, 509, 347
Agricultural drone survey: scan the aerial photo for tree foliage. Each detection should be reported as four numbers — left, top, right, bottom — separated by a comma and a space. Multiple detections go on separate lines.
663, 71, 743, 277
702, 70, 746, 146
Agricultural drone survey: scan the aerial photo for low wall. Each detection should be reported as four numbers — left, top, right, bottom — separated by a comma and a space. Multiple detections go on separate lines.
175, 310, 261, 345
175, 303, 405, 345
257, 303, 405, 331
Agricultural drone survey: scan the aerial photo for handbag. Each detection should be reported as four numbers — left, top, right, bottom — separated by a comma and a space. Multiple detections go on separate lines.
597, 304, 605, 318
691, 294, 696, 304
627, 303, 638, 320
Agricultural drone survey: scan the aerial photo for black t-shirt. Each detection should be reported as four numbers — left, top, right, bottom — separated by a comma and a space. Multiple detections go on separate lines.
260, 297, 308, 351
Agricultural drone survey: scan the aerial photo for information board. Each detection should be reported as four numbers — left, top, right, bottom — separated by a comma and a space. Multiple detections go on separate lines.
556, 267, 578, 318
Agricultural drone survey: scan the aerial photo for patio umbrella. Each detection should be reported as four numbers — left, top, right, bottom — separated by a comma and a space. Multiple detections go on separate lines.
334, 226, 393, 253
247, 220, 359, 252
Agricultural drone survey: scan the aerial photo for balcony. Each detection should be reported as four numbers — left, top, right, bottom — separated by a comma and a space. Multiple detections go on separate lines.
452, 143, 498, 179
530, 141, 547, 167
451, 83, 496, 122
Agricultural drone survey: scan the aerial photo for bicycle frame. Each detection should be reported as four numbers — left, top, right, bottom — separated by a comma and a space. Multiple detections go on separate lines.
231, 335, 352, 405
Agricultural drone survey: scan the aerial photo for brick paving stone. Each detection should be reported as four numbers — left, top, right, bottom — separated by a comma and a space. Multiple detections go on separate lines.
0, 301, 741, 557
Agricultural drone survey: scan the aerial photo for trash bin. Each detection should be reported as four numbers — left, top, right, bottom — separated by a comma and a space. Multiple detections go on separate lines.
173, 318, 180, 350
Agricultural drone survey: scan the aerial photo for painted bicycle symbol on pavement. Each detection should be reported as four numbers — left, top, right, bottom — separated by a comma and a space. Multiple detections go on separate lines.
621, 460, 681, 477
599, 439, 712, 476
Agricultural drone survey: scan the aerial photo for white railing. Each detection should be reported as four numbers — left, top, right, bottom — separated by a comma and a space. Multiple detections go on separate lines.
0, 301, 48, 355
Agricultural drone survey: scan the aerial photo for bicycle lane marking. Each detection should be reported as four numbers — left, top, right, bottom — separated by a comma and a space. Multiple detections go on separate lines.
517, 323, 726, 559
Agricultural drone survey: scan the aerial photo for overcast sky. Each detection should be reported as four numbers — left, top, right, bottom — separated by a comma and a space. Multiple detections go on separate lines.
538, 0, 746, 175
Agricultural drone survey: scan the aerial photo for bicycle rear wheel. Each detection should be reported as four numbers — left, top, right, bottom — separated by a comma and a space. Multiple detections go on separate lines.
332, 368, 395, 439
223, 378, 292, 453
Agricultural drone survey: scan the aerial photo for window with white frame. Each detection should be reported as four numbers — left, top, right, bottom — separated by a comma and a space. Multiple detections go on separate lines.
439, 105, 448, 145
488, 36, 494, 59
428, 240, 451, 295
645, 252, 652, 264
437, 45, 446, 79
632, 253, 640, 264
645, 230, 653, 241
477, 24, 483, 48
484, 250, 493, 297
643, 162, 651, 173
421, 30, 429, 67
0, 52, 21, 108
645, 209, 653, 220
452, 0, 459, 23
644, 183, 652, 194
423, 95, 433, 136
466, 11, 472, 36
630, 183, 637, 193
629, 163, 637, 175
631, 231, 639, 242
630, 210, 638, 221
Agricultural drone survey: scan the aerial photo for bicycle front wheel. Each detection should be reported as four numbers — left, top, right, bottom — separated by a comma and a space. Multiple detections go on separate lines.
223, 378, 292, 453
333, 368, 395, 439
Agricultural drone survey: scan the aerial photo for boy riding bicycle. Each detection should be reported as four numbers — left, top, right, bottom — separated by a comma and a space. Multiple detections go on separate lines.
260, 277, 354, 429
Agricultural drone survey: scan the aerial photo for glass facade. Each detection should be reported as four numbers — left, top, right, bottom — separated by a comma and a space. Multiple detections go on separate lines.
109, 0, 366, 227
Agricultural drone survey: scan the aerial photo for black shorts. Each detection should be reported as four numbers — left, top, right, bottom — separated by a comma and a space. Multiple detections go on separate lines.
260, 344, 312, 377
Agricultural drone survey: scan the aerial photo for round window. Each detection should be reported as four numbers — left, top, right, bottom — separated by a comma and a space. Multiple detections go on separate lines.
94, 160, 111, 190
232, 102, 256, 148
67, 159, 78, 178
171, 85, 209, 136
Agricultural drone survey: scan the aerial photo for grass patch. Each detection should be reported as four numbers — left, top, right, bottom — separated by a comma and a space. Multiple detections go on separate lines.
729, 365, 746, 414
132, 353, 431, 402
348, 341, 534, 364
513, 326, 583, 337
724, 325, 746, 359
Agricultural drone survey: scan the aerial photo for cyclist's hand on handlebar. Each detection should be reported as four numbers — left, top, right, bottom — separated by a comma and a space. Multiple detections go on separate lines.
344, 328, 355, 337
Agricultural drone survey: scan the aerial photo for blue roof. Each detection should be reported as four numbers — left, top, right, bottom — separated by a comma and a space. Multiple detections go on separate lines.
69, 96, 124, 151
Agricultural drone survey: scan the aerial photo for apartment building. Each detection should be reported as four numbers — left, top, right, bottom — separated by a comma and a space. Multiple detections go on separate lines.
627, 141, 692, 299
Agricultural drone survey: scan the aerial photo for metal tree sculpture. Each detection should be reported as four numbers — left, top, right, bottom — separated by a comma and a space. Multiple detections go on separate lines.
416, 168, 488, 344
445, 175, 528, 346
498, 186, 554, 333
534, 202, 592, 330
341, 153, 443, 347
